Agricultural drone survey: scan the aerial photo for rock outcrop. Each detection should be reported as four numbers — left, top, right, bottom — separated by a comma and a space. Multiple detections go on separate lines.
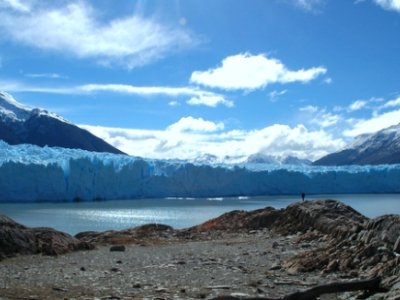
76, 223, 174, 245
0, 213, 93, 260
187, 199, 400, 298
187, 199, 367, 237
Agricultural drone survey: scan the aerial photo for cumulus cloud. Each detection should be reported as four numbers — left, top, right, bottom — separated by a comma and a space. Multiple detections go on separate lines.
190, 53, 327, 90
297, 96, 400, 137
80, 121, 344, 162
343, 109, 400, 137
374, 0, 400, 12
187, 94, 233, 107
0, 2, 197, 68
167, 117, 224, 133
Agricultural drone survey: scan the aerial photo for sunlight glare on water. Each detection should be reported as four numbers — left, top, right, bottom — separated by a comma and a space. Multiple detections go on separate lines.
0, 194, 399, 235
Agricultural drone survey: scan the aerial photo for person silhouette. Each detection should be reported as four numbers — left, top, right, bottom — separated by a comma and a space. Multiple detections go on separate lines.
301, 192, 305, 202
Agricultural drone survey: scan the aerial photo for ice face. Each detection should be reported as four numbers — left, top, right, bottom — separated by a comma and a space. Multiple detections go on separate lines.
1, 141, 400, 202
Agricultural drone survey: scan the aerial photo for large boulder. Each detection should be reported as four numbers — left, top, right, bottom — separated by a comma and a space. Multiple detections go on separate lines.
0, 213, 93, 260
0, 214, 36, 258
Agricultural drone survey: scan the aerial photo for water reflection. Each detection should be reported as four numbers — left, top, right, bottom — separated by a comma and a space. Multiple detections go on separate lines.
0, 194, 399, 235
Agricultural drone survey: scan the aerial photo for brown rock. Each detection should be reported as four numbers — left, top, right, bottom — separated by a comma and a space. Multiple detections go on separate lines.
0, 213, 93, 260
186, 200, 368, 237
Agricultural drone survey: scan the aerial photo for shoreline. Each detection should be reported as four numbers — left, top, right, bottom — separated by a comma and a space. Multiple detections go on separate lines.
1, 199, 400, 299
1, 194, 400, 236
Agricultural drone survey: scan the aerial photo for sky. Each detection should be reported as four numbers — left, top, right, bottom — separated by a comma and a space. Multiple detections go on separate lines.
0, 0, 400, 162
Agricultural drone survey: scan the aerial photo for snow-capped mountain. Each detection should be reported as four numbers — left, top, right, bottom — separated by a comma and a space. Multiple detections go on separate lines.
313, 123, 400, 165
0, 92, 124, 154
188, 152, 311, 166
246, 153, 311, 165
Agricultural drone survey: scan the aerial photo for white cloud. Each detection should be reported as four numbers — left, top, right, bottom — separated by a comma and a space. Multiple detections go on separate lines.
311, 112, 341, 128
80, 122, 344, 162
383, 96, 400, 108
79, 84, 198, 97
24, 73, 67, 79
81, 84, 233, 107
187, 94, 233, 108
0, 2, 197, 69
0, 0, 30, 12
348, 100, 367, 111
268, 89, 287, 102
294, 0, 326, 12
299, 105, 341, 128
343, 109, 400, 137
190, 53, 327, 90
374, 0, 400, 12
0, 81, 232, 107
167, 117, 224, 133
168, 100, 180, 107
299, 105, 319, 113
280, 67, 327, 83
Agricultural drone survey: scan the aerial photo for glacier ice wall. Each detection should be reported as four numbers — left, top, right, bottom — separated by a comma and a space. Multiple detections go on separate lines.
1, 141, 400, 202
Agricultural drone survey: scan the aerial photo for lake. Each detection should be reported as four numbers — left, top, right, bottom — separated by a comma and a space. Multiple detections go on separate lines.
0, 194, 399, 235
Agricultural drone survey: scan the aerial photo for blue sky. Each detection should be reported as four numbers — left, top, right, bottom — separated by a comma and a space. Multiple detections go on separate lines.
1, 0, 400, 162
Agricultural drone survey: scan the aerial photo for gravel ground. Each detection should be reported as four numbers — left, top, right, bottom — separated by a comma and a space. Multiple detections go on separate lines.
0, 229, 340, 300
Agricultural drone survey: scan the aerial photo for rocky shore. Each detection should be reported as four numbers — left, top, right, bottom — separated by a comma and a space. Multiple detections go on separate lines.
1, 199, 400, 299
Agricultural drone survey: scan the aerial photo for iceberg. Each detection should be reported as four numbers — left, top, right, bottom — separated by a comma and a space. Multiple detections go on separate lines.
1, 140, 400, 202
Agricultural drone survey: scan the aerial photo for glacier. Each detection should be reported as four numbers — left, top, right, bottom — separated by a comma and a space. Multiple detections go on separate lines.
1, 140, 400, 202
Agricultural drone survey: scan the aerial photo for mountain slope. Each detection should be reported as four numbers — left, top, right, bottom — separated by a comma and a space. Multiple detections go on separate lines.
313, 124, 400, 165
0, 92, 124, 154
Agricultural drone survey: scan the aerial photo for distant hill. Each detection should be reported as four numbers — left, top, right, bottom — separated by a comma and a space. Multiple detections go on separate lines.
313, 123, 400, 165
0, 91, 124, 154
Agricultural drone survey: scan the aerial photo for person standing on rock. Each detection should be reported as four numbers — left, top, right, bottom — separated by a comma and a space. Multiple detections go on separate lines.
301, 192, 305, 202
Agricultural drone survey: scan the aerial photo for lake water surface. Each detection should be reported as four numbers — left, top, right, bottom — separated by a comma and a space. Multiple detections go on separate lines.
0, 194, 399, 235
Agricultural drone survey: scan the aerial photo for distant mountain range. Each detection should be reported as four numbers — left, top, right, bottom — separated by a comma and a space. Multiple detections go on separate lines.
313, 123, 400, 165
2, 91, 400, 166
246, 153, 312, 165
190, 152, 312, 166
0, 92, 124, 154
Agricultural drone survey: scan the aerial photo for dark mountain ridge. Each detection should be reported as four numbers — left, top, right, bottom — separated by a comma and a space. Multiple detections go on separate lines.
0, 91, 124, 154
313, 123, 400, 165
